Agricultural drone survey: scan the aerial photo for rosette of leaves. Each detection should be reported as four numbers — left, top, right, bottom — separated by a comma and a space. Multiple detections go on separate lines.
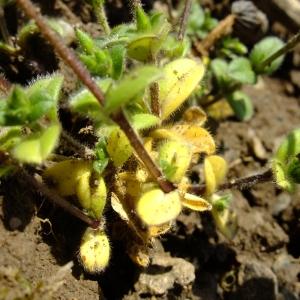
0, 74, 63, 169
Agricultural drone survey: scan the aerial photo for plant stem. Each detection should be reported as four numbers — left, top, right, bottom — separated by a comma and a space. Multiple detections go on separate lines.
177, 0, 192, 41
61, 130, 95, 159
261, 30, 300, 70
93, 0, 111, 35
21, 170, 100, 228
149, 82, 160, 117
189, 168, 273, 195
16, 0, 176, 193
166, 0, 174, 23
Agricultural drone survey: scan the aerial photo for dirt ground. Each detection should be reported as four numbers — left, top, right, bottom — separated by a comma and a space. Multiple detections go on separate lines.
0, 1, 300, 299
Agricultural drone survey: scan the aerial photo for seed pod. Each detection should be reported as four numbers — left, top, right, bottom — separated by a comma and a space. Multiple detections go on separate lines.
158, 140, 192, 183
76, 172, 107, 220
79, 228, 110, 273
136, 187, 182, 226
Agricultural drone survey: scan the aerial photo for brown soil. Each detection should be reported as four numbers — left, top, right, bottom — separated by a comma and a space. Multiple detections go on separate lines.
1, 1, 300, 300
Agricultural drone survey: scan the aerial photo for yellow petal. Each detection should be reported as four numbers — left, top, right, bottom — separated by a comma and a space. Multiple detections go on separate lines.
148, 222, 172, 237
204, 155, 228, 196
181, 193, 212, 211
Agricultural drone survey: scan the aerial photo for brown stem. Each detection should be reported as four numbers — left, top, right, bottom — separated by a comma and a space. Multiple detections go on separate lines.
166, 0, 174, 23
149, 82, 160, 117
111, 111, 175, 193
177, 0, 192, 41
16, 0, 176, 193
189, 168, 273, 195
7, 167, 98, 229
201, 14, 236, 52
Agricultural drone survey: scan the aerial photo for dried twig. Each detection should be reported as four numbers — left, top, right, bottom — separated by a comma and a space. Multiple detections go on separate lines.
189, 168, 273, 195
149, 82, 160, 117
177, 0, 192, 41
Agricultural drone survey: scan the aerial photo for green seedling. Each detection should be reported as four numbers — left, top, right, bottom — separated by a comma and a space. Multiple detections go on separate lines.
272, 128, 300, 192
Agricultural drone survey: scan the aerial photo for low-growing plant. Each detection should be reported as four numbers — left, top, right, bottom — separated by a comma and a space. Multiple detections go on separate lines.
0, 0, 299, 275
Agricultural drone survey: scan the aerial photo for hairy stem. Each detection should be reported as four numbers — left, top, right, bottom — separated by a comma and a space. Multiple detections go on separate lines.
149, 82, 160, 117
189, 168, 273, 195
177, 0, 192, 41
16, 0, 175, 193
261, 30, 300, 70
93, 0, 111, 35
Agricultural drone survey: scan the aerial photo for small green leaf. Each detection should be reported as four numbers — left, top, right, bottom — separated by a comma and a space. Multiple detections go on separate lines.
110, 45, 126, 80
76, 29, 95, 54
0, 165, 15, 178
93, 138, 109, 174
227, 91, 253, 121
135, 6, 151, 32
104, 66, 161, 114
228, 57, 256, 84
127, 35, 160, 62
187, 3, 205, 35
272, 128, 300, 192
130, 113, 160, 130
0, 126, 22, 151
250, 36, 285, 74
210, 58, 230, 89
70, 78, 112, 123
12, 124, 61, 164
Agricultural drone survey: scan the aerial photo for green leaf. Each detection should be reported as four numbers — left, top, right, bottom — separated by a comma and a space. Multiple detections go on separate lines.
250, 36, 285, 74
76, 29, 95, 54
227, 91, 253, 121
0, 165, 15, 178
222, 37, 248, 56
12, 124, 61, 164
104, 66, 161, 114
210, 58, 230, 89
272, 129, 300, 192
70, 78, 112, 123
127, 35, 160, 62
110, 45, 126, 80
228, 57, 256, 84
130, 113, 160, 130
93, 138, 109, 174
187, 3, 205, 35
0, 126, 22, 151
135, 6, 152, 32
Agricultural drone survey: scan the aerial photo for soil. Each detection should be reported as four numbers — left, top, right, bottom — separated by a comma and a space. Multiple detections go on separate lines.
0, 1, 300, 300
